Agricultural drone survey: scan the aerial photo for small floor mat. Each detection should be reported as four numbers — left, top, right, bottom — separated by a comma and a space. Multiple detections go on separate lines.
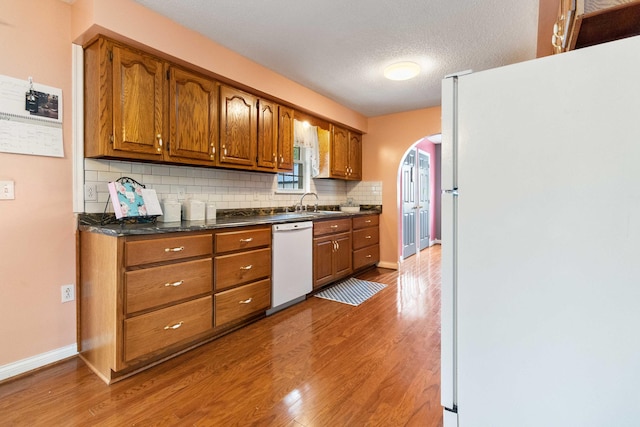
314, 278, 387, 306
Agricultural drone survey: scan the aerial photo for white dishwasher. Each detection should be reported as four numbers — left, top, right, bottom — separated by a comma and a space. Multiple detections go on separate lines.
267, 221, 313, 315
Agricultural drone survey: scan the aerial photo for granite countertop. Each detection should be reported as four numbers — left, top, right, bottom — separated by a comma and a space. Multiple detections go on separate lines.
78, 206, 382, 237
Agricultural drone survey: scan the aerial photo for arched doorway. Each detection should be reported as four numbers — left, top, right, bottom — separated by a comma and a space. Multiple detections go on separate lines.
398, 134, 441, 261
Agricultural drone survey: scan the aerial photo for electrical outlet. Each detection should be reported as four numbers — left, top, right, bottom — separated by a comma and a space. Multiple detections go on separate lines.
84, 184, 98, 201
61, 284, 75, 303
177, 187, 186, 199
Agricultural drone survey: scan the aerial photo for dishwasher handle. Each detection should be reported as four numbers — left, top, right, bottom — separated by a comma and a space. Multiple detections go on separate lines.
272, 221, 313, 232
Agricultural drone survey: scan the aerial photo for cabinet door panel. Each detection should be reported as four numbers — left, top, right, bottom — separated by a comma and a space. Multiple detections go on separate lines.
277, 105, 294, 171
334, 232, 353, 279
330, 125, 349, 178
313, 236, 335, 288
348, 132, 362, 180
111, 45, 164, 157
219, 85, 257, 167
168, 67, 218, 164
257, 99, 277, 169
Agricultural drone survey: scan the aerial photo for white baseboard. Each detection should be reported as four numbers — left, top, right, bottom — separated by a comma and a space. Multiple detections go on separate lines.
0, 344, 77, 382
377, 261, 399, 270
431, 239, 442, 245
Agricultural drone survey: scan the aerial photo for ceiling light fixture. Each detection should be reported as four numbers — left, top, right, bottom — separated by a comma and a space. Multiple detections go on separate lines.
384, 61, 421, 81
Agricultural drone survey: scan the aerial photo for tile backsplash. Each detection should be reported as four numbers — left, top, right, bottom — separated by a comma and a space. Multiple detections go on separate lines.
84, 159, 382, 214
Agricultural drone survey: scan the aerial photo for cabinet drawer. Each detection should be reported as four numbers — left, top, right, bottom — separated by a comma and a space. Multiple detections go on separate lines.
214, 248, 271, 291
214, 279, 270, 326
352, 227, 379, 250
313, 218, 351, 237
353, 244, 380, 271
353, 214, 379, 230
125, 234, 212, 267
215, 227, 270, 253
124, 296, 212, 362
125, 258, 212, 314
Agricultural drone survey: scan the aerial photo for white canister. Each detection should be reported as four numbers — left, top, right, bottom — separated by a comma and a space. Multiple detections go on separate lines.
183, 199, 205, 221
206, 202, 217, 221
158, 200, 181, 222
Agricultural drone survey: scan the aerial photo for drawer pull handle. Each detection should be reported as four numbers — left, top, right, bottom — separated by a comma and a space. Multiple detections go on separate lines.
240, 264, 253, 270
330, 225, 338, 229
164, 280, 184, 287
365, 220, 372, 223
239, 298, 253, 304
365, 255, 373, 258
165, 246, 185, 253
164, 321, 183, 330
365, 235, 372, 239
239, 238, 253, 243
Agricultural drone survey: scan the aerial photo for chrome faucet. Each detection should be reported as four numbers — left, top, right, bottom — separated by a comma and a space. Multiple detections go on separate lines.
297, 192, 318, 212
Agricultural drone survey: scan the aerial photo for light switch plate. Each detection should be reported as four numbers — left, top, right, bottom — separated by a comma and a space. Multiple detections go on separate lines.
0, 181, 15, 200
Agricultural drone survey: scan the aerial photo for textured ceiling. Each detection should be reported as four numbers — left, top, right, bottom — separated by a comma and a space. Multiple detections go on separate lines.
133, 0, 540, 117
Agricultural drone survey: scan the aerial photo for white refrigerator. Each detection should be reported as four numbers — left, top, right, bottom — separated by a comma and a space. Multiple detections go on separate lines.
441, 35, 640, 426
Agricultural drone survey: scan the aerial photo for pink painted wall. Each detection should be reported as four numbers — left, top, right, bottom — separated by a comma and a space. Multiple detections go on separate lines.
0, 0, 76, 365
415, 138, 439, 242
363, 107, 442, 267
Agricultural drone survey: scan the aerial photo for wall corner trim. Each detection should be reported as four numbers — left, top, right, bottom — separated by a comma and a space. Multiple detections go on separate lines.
0, 344, 77, 382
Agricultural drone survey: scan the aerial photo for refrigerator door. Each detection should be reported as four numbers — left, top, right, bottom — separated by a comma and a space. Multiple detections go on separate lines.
440, 76, 456, 414
454, 36, 640, 426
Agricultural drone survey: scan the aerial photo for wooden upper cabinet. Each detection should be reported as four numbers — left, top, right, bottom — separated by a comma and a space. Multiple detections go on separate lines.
218, 85, 257, 168
85, 38, 165, 161
330, 125, 349, 178
112, 44, 165, 158
348, 132, 362, 180
328, 125, 361, 180
256, 99, 278, 170
277, 106, 294, 171
167, 67, 218, 165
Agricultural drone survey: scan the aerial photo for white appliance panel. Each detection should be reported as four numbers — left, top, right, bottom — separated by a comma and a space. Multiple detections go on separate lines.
270, 221, 313, 312
444, 35, 640, 426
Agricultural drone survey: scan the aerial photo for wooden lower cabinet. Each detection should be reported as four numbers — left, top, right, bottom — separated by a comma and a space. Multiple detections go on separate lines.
214, 279, 271, 326
124, 296, 212, 362
352, 214, 380, 270
312, 218, 353, 289
213, 226, 272, 327
79, 225, 272, 384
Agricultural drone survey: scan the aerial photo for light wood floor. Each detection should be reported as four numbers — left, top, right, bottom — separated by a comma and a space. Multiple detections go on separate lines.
0, 246, 442, 426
